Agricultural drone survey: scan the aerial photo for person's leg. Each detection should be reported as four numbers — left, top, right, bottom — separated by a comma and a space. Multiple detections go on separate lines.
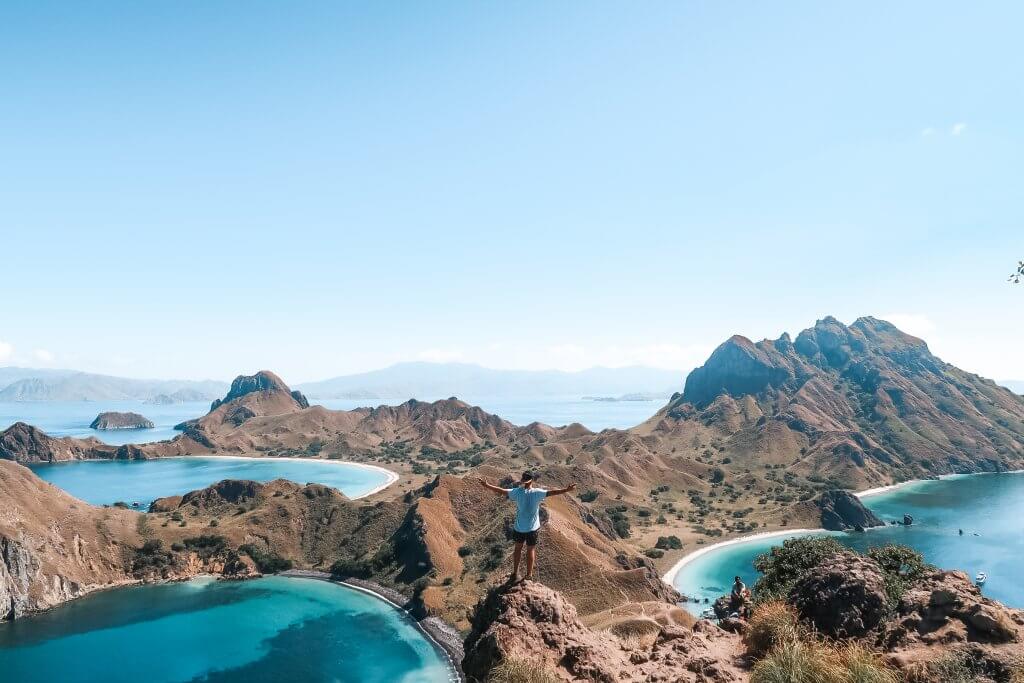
525, 545, 536, 579
511, 540, 524, 581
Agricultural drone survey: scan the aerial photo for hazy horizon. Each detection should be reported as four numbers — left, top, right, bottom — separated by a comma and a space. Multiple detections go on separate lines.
2, 3, 1021, 382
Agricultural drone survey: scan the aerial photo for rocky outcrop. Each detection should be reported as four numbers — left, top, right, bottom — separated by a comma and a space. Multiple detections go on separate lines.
887, 570, 1022, 647
789, 552, 887, 638
682, 336, 795, 407
90, 411, 155, 430
657, 316, 1024, 490
809, 489, 884, 531
463, 581, 744, 682
209, 371, 308, 412
0, 422, 114, 463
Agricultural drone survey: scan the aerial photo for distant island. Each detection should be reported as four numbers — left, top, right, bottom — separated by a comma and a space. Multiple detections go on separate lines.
90, 411, 155, 430
581, 392, 667, 402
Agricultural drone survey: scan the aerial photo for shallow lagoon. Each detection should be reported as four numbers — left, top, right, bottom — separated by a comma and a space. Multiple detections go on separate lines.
29, 456, 394, 506
0, 576, 453, 683
673, 472, 1024, 612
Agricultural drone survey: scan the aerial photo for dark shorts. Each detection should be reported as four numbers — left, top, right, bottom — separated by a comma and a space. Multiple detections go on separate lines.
512, 529, 539, 546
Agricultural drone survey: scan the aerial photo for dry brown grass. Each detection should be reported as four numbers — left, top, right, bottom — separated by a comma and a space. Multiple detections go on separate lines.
835, 643, 900, 683
744, 600, 801, 657
486, 657, 562, 683
750, 639, 845, 683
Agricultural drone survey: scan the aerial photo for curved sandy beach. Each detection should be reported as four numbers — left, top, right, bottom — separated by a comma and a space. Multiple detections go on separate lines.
660, 528, 820, 587
662, 469, 1024, 591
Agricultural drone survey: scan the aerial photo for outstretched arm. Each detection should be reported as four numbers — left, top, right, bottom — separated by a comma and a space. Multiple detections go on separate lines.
546, 483, 576, 497
478, 478, 511, 495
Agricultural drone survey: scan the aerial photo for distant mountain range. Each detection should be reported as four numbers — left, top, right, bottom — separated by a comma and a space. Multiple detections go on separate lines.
0, 363, 683, 403
4, 360, 1013, 404
0, 368, 228, 402
293, 362, 682, 399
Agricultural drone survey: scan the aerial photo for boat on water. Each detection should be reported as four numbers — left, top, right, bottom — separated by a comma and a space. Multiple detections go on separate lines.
975, 572, 988, 586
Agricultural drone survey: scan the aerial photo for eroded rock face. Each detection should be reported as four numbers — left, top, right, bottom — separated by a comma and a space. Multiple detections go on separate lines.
790, 552, 887, 638
890, 570, 1022, 646
813, 490, 884, 531
682, 336, 794, 407
463, 581, 744, 682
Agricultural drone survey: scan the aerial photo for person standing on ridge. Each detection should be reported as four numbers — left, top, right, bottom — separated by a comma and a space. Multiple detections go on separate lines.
478, 471, 575, 582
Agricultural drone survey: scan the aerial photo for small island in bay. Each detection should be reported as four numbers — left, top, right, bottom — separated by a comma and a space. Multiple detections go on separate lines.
89, 411, 155, 430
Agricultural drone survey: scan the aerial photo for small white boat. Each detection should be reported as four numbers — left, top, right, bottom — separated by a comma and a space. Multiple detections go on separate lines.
975, 572, 987, 586
700, 609, 716, 619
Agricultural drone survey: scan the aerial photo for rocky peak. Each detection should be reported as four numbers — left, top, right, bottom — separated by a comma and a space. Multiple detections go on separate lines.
462, 580, 743, 682
209, 370, 309, 412
681, 334, 794, 407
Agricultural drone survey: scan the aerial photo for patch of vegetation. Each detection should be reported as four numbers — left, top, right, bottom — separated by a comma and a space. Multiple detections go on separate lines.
866, 544, 931, 608
752, 536, 846, 601
238, 543, 293, 573
578, 490, 599, 503
655, 535, 683, 550
486, 657, 560, 683
182, 534, 228, 559
744, 601, 801, 657
330, 542, 394, 579
643, 548, 664, 559
131, 539, 175, 573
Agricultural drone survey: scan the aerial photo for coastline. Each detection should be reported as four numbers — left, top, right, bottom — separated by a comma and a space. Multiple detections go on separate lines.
151, 454, 400, 500
662, 468, 1024, 592
660, 528, 820, 587
279, 569, 464, 682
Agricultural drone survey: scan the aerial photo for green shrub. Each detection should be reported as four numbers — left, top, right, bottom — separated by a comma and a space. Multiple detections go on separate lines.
866, 544, 931, 607
752, 536, 845, 600
655, 535, 683, 550
239, 543, 293, 573
643, 548, 664, 559
182, 534, 228, 558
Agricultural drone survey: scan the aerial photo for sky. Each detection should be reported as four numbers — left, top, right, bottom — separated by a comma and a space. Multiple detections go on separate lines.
1, 1, 1022, 383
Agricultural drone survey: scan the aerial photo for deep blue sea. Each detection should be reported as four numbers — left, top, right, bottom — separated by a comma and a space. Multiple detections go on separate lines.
0, 576, 453, 683
673, 473, 1024, 613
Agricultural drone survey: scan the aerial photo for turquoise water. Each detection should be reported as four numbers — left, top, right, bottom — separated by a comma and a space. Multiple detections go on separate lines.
0, 576, 453, 683
673, 472, 1024, 612
28, 457, 392, 506
0, 400, 210, 445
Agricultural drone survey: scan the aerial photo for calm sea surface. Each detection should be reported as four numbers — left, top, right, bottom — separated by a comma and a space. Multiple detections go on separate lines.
0, 576, 453, 683
28, 456, 392, 506
673, 473, 1024, 612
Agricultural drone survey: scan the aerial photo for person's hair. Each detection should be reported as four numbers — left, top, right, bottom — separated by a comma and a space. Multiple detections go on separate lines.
521, 471, 534, 482
735, 576, 742, 582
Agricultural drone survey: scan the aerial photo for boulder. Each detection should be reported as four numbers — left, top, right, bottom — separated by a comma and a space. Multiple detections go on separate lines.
789, 552, 887, 637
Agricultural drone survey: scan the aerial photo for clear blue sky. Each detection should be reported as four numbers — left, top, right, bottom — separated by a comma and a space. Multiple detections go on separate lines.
1, 2, 1021, 383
